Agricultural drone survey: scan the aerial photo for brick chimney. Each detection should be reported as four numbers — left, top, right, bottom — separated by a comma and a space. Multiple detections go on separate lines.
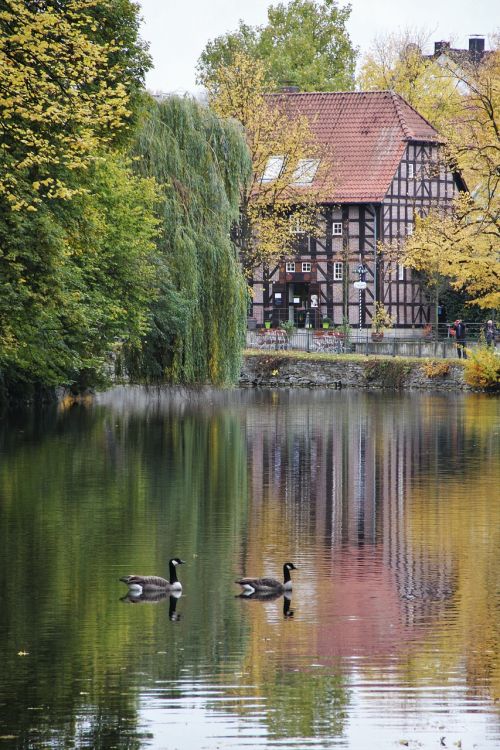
469, 36, 485, 58
434, 40, 450, 55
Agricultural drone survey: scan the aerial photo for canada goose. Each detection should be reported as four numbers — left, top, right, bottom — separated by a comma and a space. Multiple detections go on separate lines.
120, 558, 185, 592
235, 562, 297, 594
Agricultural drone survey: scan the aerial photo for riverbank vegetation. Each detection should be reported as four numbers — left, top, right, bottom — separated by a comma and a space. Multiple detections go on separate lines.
0, 1, 251, 403
243, 348, 499, 390
123, 97, 251, 385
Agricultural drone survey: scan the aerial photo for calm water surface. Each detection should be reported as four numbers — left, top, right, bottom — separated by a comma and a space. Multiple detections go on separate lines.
0, 387, 498, 750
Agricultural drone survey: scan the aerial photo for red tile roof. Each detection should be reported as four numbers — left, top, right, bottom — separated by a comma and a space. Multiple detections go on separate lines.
268, 90, 443, 203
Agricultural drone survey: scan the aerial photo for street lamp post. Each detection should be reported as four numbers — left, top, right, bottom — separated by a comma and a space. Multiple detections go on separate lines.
354, 264, 367, 330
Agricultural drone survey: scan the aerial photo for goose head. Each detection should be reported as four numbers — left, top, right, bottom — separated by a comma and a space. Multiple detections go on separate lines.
170, 557, 185, 566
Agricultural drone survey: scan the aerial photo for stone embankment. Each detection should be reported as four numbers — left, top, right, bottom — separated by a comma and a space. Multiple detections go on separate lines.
240, 351, 470, 390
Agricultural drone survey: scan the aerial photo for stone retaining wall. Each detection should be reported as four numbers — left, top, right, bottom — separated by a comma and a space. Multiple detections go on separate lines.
240, 352, 470, 390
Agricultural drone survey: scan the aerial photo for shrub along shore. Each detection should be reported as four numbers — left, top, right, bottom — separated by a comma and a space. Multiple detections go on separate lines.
240, 350, 499, 391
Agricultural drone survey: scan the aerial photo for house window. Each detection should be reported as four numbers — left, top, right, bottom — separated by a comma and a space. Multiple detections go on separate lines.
292, 159, 320, 185
285, 261, 296, 273
398, 264, 405, 281
289, 215, 305, 234
302, 262, 312, 273
332, 222, 343, 236
262, 156, 285, 182
408, 163, 414, 179
333, 262, 343, 281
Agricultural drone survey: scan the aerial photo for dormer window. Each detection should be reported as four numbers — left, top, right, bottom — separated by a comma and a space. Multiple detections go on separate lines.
292, 159, 320, 185
262, 156, 285, 182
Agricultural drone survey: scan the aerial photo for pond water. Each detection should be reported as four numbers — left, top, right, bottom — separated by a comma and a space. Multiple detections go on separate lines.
0, 387, 499, 750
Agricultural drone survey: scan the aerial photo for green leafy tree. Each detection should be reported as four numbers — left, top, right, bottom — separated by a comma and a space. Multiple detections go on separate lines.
0, 157, 159, 394
128, 96, 252, 385
197, 0, 356, 92
0, 1, 158, 399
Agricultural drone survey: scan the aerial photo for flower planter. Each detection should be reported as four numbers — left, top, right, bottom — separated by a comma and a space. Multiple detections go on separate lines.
322, 323, 330, 329
264, 322, 271, 329
422, 325, 433, 338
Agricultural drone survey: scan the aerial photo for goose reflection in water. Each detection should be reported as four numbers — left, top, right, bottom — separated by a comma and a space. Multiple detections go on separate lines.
120, 589, 182, 620
236, 590, 294, 618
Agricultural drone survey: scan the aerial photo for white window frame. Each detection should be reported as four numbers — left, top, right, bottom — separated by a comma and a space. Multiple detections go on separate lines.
302, 262, 312, 273
333, 261, 343, 281
292, 158, 320, 185
408, 163, 414, 179
262, 156, 285, 182
332, 222, 343, 236
289, 215, 305, 234
398, 264, 405, 281
285, 261, 296, 273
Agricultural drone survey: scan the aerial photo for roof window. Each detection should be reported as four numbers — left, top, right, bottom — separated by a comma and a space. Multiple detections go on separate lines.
262, 156, 285, 182
292, 159, 320, 185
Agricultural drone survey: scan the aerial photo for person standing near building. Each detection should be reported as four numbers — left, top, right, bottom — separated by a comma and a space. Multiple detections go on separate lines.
484, 319, 496, 347
451, 319, 467, 358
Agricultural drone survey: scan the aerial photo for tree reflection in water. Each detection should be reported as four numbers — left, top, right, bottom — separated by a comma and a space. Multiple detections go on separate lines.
0, 388, 498, 748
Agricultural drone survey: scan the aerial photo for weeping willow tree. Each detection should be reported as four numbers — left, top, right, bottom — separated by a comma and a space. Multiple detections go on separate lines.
128, 96, 251, 385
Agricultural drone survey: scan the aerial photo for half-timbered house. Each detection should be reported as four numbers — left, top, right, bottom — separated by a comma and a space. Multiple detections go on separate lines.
249, 90, 465, 329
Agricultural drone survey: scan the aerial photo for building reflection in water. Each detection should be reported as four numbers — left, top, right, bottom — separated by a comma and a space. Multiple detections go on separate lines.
241, 390, 488, 639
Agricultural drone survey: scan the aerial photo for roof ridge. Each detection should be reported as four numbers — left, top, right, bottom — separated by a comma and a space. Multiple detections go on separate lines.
267, 89, 397, 97
389, 90, 443, 141
389, 91, 413, 140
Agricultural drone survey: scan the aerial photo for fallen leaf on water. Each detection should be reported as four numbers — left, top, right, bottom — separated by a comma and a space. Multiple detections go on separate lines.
17, 651, 29, 656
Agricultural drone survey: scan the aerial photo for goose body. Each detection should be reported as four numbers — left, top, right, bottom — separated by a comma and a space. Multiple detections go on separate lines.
235, 562, 296, 594
120, 557, 185, 593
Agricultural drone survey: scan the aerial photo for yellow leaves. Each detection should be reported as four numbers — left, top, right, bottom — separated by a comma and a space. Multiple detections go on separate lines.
358, 31, 463, 131
463, 344, 500, 388
395, 195, 500, 309
0, 0, 130, 212
206, 50, 334, 268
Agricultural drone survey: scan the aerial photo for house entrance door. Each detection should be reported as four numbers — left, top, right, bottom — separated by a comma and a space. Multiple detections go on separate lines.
288, 282, 310, 327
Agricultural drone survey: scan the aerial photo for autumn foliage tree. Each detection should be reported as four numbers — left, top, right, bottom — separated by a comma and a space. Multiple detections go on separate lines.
358, 29, 462, 132
366, 33, 500, 313
400, 50, 500, 312
0, 0, 147, 209
0, 1, 159, 398
205, 52, 333, 271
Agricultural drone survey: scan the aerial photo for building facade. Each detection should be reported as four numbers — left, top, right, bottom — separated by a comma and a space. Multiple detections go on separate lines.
249, 91, 465, 329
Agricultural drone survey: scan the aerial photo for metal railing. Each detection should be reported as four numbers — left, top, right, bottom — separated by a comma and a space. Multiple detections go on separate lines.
246, 322, 496, 358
